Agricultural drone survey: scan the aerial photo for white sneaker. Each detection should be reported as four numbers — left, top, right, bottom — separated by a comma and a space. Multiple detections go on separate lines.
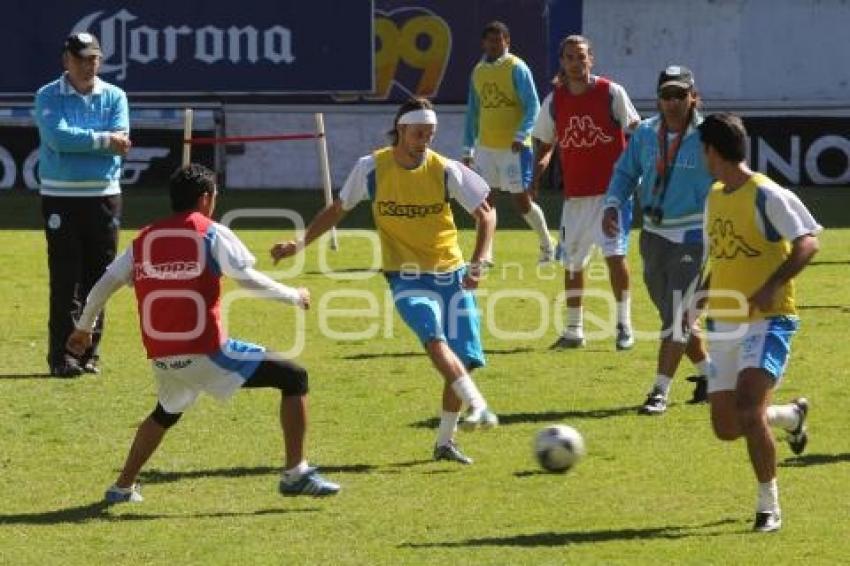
615, 324, 635, 350
104, 483, 143, 504
460, 407, 499, 431
538, 238, 558, 265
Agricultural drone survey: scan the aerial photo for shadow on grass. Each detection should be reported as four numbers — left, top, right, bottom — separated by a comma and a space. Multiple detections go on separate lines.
0, 501, 315, 525
0, 372, 56, 380
400, 519, 739, 548
796, 304, 849, 311
138, 463, 375, 485
303, 268, 382, 275
340, 351, 423, 361
779, 452, 850, 467
810, 260, 850, 266
409, 406, 640, 429
340, 346, 534, 361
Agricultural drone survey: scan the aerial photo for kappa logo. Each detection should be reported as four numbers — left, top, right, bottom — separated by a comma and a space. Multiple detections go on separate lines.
558, 116, 613, 148
479, 82, 515, 109
709, 219, 761, 259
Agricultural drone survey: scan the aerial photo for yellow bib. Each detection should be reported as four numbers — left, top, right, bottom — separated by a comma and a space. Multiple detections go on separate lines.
706, 173, 795, 322
472, 54, 527, 149
371, 147, 463, 273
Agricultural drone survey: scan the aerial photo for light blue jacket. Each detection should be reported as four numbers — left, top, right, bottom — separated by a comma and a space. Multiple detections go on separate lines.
35, 74, 129, 197
605, 113, 713, 241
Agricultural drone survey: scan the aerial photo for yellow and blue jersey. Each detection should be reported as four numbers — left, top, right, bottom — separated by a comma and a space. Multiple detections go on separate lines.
463, 53, 540, 153
369, 147, 464, 273
705, 173, 800, 322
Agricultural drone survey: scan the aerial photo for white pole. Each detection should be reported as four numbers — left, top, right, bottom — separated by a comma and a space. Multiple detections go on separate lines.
315, 112, 338, 250
182, 108, 194, 167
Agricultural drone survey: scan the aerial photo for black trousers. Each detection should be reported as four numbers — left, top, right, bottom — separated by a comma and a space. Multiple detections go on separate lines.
41, 195, 121, 365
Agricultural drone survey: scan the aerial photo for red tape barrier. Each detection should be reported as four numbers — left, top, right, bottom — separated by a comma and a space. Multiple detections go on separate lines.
184, 132, 322, 145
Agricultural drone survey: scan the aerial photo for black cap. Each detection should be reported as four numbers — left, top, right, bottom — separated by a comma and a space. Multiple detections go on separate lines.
64, 32, 102, 57
657, 65, 694, 92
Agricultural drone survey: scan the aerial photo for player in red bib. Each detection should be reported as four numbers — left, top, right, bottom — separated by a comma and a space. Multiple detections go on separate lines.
68, 164, 340, 503
531, 35, 640, 350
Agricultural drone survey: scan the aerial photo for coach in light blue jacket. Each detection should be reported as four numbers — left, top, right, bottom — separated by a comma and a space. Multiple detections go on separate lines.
602, 66, 714, 415
35, 32, 130, 377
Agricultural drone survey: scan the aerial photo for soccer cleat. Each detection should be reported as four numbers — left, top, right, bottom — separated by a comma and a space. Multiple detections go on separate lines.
460, 407, 499, 431
433, 441, 473, 465
550, 332, 586, 350
753, 510, 782, 532
279, 467, 340, 497
104, 483, 143, 504
685, 375, 708, 404
787, 397, 809, 455
638, 388, 668, 415
615, 324, 635, 350
81, 358, 100, 375
49, 355, 83, 378
538, 239, 558, 265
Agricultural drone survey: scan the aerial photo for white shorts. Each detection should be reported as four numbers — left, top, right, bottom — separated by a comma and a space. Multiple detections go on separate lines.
473, 146, 532, 193
559, 195, 630, 271
151, 338, 265, 413
706, 316, 799, 394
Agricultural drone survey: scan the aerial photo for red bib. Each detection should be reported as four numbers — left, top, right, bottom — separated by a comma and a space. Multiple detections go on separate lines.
553, 77, 626, 198
132, 211, 224, 358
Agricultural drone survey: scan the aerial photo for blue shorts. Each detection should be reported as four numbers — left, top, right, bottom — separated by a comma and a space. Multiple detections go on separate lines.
386, 268, 485, 369
706, 316, 799, 393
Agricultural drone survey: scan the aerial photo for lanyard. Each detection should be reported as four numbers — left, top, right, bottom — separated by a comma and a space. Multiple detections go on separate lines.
654, 120, 686, 195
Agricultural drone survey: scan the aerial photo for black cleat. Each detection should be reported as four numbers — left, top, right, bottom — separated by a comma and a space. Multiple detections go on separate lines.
549, 334, 586, 350
685, 375, 708, 404
49, 355, 83, 378
753, 510, 782, 532
638, 388, 668, 415
81, 358, 100, 374
787, 398, 809, 455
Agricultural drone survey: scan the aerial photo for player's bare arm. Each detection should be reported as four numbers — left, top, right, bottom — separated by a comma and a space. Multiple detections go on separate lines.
749, 234, 819, 312
464, 200, 496, 290
601, 206, 620, 237
530, 138, 553, 197
271, 199, 348, 263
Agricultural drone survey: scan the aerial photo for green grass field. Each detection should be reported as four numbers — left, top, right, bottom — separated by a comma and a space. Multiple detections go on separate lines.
1, 198, 848, 564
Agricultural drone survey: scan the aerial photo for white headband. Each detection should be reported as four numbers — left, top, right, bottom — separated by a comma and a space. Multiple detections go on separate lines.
397, 108, 438, 126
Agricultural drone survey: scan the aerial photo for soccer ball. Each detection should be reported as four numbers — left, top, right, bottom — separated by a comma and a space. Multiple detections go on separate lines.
534, 424, 586, 473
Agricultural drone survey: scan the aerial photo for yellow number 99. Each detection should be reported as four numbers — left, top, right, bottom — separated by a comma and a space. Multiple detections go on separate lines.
372, 12, 451, 100
397, 15, 451, 97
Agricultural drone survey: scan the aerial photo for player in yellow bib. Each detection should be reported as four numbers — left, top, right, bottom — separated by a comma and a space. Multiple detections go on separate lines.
462, 21, 555, 265
698, 113, 821, 532
271, 98, 499, 465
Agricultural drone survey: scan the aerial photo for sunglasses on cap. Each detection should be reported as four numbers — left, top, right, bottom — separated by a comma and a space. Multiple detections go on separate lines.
659, 89, 689, 101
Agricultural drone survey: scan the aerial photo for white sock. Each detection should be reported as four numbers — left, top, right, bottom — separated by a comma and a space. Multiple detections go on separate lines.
282, 460, 309, 482
436, 411, 460, 447
653, 374, 673, 396
522, 202, 552, 248
695, 358, 712, 377
566, 307, 584, 335
617, 293, 632, 328
757, 478, 780, 513
451, 374, 486, 412
767, 404, 801, 431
